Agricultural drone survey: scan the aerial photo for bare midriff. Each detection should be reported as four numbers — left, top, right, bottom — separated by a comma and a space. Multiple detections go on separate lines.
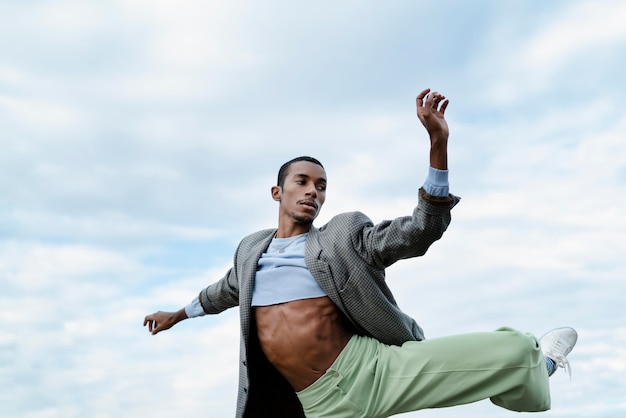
254, 296, 354, 391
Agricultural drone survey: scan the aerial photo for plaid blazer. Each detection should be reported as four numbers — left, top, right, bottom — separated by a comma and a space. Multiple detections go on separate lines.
198, 189, 460, 417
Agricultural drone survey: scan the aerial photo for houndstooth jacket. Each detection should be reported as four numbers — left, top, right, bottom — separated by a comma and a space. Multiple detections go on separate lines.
198, 188, 460, 417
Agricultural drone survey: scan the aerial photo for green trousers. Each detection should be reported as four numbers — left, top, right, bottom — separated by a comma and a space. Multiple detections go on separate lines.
296, 327, 551, 418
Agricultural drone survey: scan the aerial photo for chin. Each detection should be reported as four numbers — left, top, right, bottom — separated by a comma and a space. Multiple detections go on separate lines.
293, 215, 315, 225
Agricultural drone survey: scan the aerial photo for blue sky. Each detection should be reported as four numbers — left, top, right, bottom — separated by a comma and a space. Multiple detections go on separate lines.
1, 1, 625, 417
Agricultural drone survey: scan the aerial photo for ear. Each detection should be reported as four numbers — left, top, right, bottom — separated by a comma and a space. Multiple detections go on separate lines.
271, 185, 281, 201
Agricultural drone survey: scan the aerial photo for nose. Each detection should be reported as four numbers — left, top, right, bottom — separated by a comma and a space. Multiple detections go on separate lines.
305, 184, 317, 197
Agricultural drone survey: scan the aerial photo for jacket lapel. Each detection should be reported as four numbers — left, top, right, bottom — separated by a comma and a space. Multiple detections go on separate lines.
240, 230, 276, 310
305, 227, 338, 298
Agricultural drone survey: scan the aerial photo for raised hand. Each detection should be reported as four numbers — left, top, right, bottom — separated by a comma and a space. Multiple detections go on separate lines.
416, 88, 449, 143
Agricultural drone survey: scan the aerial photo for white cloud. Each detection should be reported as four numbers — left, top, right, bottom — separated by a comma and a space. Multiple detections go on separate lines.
0, 95, 83, 133
1, 241, 140, 284
475, 1, 626, 104
520, 1, 626, 72
9, 211, 220, 241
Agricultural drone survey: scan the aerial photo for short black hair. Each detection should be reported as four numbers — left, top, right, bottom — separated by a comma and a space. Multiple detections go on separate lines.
277, 156, 324, 187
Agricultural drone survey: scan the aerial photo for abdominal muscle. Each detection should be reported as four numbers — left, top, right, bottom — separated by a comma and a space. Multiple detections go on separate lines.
254, 296, 354, 391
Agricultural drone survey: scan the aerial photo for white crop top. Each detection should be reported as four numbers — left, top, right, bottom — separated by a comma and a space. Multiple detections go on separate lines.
250, 233, 327, 307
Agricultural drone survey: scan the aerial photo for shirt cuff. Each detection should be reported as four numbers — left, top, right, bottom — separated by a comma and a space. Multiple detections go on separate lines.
422, 166, 449, 197
184, 296, 206, 318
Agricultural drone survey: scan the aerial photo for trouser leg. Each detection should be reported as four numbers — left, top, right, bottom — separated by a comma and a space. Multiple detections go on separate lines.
297, 327, 551, 418
369, 327, 551, 415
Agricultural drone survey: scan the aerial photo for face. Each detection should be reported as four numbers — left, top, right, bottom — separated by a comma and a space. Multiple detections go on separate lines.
272, 161, 327, 228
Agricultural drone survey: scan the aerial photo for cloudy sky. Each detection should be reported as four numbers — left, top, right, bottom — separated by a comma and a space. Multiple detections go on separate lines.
1, 0, 625, 417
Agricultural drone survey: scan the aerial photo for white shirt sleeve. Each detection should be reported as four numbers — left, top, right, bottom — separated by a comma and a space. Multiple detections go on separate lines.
422, 166, 449, 197
184, 296, 206, 318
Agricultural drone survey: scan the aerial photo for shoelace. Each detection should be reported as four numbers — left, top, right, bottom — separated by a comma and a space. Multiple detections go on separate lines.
545, 337, 574, 379
552, 355, 572, 379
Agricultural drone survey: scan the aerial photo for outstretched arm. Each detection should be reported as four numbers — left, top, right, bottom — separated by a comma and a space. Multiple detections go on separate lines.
416, 88, 449, 170
143, 268, 238, 335
143, 308, 188, 335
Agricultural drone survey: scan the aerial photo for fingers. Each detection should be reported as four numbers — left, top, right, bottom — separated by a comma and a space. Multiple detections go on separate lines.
426, 92, 445, 109
439, 99, 449, 115
416, 88, 431, 109
146, 320, 159, 334
144, 311, 174, 335
144, 314, 157, 334
417, 88, 448, 115
144, 319, 154, 332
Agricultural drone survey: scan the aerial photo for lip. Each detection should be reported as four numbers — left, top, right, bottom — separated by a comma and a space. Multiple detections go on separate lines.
298, 200, 318, 210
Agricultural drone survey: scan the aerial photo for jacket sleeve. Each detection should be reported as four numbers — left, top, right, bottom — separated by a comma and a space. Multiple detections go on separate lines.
358, 188, 460, 269
197, 244, 243, 314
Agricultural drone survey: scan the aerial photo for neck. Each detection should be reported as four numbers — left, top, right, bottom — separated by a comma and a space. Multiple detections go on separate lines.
275, 222, 312, 238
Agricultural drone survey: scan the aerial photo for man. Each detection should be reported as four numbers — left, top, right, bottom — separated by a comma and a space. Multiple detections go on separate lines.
144, 88, 577, 418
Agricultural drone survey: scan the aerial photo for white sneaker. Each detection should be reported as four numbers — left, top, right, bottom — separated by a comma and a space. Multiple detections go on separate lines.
540, 327, 578, 378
